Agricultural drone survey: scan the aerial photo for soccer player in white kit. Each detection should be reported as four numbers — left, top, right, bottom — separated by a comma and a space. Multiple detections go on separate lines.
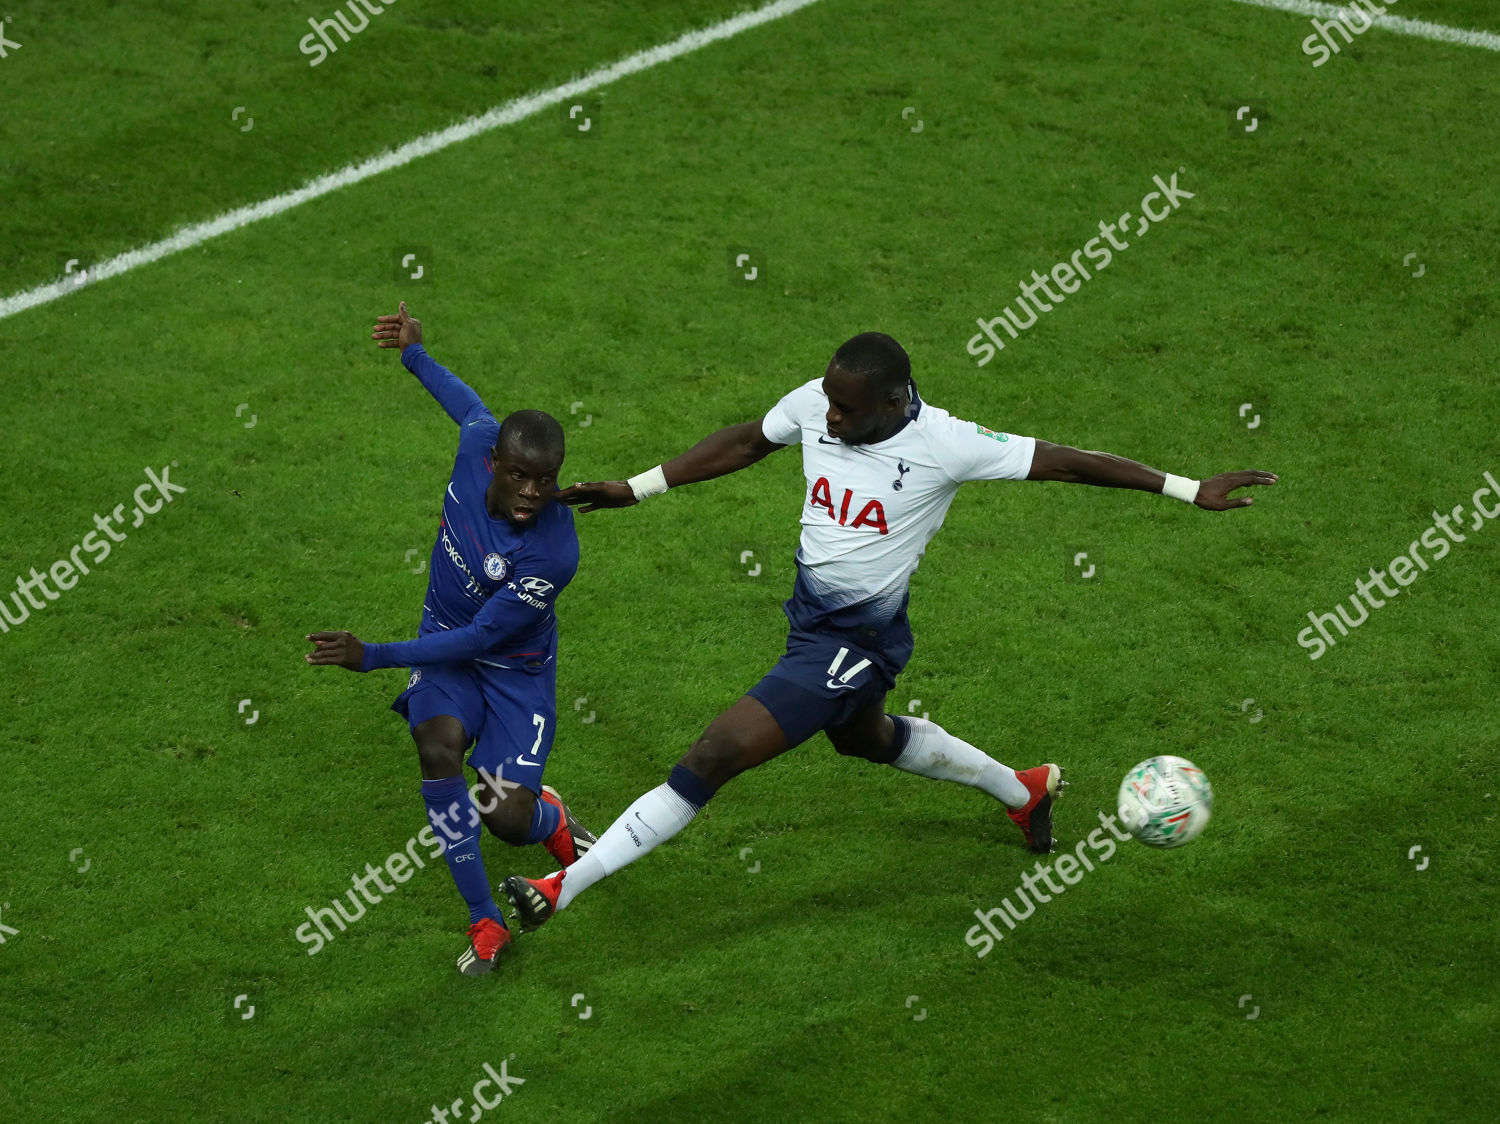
502, 333, 1276, 931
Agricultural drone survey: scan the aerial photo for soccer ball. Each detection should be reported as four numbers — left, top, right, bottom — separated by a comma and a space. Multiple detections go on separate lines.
1117, 755, 1213, 848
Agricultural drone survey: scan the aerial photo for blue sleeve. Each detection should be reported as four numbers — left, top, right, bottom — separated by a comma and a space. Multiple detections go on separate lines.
401, 343, 488, 426
361, 587, 542, 671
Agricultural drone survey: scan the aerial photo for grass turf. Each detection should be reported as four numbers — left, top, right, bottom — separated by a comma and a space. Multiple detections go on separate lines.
1, 0, 1497, 1120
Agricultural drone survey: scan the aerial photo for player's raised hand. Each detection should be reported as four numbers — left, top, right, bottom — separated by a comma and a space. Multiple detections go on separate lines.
557, 480, 638, 514
1194, 470, 1278, 511
371, 300, 423, 351
304, 630, 366, 671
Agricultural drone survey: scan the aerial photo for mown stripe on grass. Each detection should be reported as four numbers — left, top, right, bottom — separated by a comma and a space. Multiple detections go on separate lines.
0, 0, 822, 323
1227, 0, 1500, 51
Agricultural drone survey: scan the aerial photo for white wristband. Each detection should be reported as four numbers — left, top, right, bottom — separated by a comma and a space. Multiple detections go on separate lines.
627, 465, 669, 502
1161, 473, 1199, 504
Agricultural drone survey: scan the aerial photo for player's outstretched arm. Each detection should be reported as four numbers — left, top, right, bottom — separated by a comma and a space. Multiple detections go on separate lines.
1026, 440, 1277, 510
305, 567, 563, 672
305, 595, 535, 674
558, 420, 786, 513
371, 301, 486, 425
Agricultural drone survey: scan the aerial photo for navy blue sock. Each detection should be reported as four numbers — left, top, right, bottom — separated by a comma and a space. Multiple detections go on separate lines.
878, 715, 914, 765
421, 776, 503, 925
524, 790, 563, 845
667, 763, 719, 810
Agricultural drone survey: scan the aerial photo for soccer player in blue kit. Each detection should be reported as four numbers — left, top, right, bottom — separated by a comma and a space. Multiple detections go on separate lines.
502, 331, 1276, 934
306, 302, 595, 976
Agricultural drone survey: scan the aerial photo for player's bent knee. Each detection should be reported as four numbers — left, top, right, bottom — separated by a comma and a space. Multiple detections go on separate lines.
412, 717, 469, 778
474, 778, 536, 846
415, 737, 466, 778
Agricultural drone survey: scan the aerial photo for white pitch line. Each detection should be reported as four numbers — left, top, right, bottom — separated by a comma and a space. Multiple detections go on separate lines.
1227, 0, 1500, 52
0, 0, 823, 322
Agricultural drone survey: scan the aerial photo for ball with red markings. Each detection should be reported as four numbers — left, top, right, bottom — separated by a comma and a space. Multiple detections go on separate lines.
1117, 755, 1213, 848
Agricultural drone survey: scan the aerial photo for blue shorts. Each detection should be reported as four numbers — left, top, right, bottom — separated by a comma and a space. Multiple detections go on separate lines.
390, 661, 556, 794
746, 625, 907, 749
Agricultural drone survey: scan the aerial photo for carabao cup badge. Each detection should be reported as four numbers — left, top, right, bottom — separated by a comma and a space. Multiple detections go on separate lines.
484, 553, 509, 581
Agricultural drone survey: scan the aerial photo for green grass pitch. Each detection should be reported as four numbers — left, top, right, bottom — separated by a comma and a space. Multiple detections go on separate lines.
2, 0, 1497, 1119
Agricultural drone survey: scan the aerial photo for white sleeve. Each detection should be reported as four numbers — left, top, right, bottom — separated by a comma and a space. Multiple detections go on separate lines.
940, 416, 1037, 482
761, 379, 821, 445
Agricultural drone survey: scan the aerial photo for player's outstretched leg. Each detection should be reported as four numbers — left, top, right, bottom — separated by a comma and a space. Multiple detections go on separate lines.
413, 717, 511, 975
828, 706, 1064, 853
502, 695, 788, 931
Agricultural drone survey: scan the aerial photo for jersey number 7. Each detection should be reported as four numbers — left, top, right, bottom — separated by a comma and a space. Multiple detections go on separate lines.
516, 713, 546, 767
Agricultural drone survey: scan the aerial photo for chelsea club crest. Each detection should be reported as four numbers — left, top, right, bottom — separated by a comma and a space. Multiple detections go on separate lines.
483, 553, 509, 582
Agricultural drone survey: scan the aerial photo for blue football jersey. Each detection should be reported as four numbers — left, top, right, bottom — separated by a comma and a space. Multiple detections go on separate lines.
361, 344, 579, 672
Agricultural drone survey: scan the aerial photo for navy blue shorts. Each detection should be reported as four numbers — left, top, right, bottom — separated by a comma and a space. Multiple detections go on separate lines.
746, 627, 904, 748
390, 661, 557, 794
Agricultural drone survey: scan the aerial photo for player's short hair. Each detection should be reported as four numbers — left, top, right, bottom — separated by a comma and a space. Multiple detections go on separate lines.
831, 332, 911, 401
496, 410, 565, 466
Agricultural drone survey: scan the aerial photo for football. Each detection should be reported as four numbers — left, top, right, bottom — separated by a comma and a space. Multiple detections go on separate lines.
1117, 755, 1213, 848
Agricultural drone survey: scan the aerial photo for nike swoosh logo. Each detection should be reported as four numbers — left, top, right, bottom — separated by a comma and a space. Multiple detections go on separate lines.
447, 483, 460, 504
825, 679, 857, 691
817, 436, 840, 445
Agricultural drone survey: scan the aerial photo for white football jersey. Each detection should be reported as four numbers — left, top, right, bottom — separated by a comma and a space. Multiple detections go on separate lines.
761, 378, 1036, 625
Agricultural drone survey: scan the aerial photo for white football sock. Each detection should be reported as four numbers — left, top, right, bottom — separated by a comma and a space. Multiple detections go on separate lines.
555, 782, 701, 911
891, 716, 1029, 808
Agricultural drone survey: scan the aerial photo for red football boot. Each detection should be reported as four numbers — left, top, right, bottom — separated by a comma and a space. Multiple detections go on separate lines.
457, 916, 511, 976
539, 785, 596, 867
501, 870, 565, 933
1007, 764, 1066, 853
